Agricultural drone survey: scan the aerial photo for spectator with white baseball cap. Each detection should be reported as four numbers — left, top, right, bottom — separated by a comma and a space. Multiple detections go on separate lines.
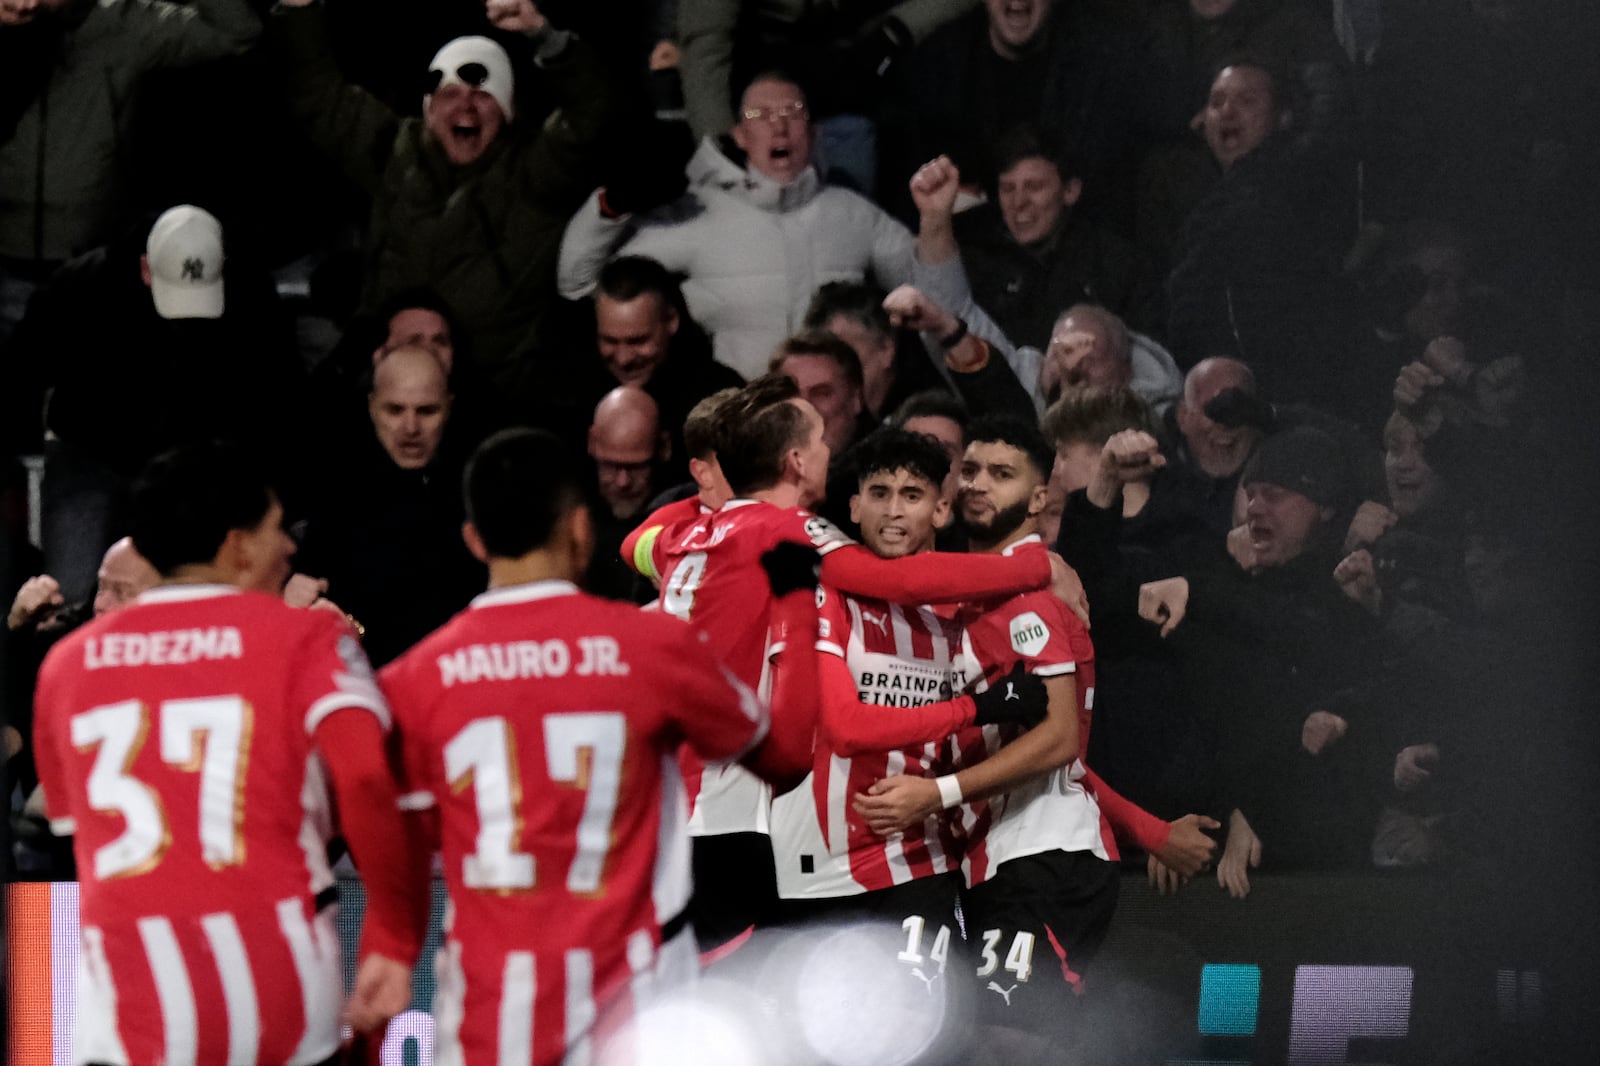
3, 206, 301, 604
142, 205, 226, 321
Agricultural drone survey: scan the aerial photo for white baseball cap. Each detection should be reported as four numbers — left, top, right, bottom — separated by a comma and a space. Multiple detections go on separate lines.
425, 36, 515, 121
146, 205, 224, 320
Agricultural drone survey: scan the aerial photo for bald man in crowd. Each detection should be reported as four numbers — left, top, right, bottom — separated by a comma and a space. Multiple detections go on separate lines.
293, 345, 483, 664
584, 386, 670, 601
6, 536, 162, 876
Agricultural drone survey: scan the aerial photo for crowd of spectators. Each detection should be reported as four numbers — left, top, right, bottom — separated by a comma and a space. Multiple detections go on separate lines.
3, 0, 1598, 900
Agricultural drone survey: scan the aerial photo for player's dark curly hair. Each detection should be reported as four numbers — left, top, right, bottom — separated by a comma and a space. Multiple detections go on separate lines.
130, 441, 275, 577
850, 426, 951, 490
966, 414, 1056, 482
464, 428, 585, 558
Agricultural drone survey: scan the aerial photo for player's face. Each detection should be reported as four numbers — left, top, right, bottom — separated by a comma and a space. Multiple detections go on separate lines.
958, 439, 1046, 545
1243, 481, 1326, 567
851, 469, 948, 559
596, 293, 677, 386
237, 498, 296, 595
790, 399, 832, 507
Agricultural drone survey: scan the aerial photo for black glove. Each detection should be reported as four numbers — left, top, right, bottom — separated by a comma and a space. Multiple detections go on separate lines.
761, 542, 822, 599
602, 118, 692, 216
971, 663, 1049, 728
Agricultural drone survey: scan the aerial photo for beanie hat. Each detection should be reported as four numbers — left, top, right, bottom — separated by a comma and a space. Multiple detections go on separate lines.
145, 206, 224, 320
425, 36, 515, 121
1241, 425, 1348, 509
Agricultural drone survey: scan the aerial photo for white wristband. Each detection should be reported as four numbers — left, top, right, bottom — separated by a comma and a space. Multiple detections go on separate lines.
935, 774, 964, 810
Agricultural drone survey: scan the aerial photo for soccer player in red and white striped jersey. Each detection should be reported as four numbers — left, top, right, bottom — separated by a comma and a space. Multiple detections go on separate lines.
32, 443, 424, 1066
771, 429, 1050, 922
380, 428, 820, 1066
622, 376, 1056, 947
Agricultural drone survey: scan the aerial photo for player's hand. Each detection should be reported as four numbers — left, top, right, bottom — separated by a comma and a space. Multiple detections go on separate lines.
854, 775, 941, 835
1048, 552, 1090, 626
908, 155, 960, 218
1217, 810, 1261, 899
1394, 742, 1439, 792
1301, 710, 1348, 756
1156, 813, 1221, 878
346, 952, 412, 1033
8, 574, 63, 630
1147, 853, 1186, 895
486, 0, 546, 33
970, 663, 1048, 727
1137, 576, 1189, 637
1334, 549, 1381, 615
760, 542, 821, 598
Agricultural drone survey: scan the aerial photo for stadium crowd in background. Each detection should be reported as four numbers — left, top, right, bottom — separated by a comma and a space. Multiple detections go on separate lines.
2, 0, 1598, 1062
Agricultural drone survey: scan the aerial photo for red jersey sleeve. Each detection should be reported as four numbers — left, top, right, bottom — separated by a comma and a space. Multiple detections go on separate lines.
30, 643, 74, 835
652, 621, 770, 764
815, 587, 975, 757
289, 611, 392, 737
982, 592, 1080, 679
820, 539, 1051, 606
1082, 766, 1171, 855
377, 655, 437, 814
622, 497, 704, 581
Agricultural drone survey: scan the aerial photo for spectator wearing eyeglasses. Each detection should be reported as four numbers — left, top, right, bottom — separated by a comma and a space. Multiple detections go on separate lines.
271, 0, 620, 424
557, 71, 918, 381
583, 386, 671, 602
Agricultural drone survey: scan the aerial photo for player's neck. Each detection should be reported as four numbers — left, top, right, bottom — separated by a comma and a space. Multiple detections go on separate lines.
161, 565, 235, 588
967, 520, 1038, 556
751, 482, 806, 510
485, 552, 576, 591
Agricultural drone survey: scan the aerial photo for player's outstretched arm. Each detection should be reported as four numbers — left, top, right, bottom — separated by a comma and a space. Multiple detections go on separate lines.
621, 496, 704, 580
854, 674, 1080, 835
1082, 767, 1220, 877
314, 711, 430, 1002
820, 540, 1051, 606
820, 658, 1048, 757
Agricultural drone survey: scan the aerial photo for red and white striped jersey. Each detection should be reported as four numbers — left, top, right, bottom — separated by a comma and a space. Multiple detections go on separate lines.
31, 585, 389, 1066
948, 543, 1106, 887
772, 586, 965, 899
380, 580, 768, 1066
637, 499, 851, 836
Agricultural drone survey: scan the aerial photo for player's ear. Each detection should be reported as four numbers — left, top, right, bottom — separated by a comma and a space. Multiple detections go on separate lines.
848, 493, 862, 524
1027, 480, 1049, 518
461, 521, 491, 564
567, 502, 595, 576
932, 495, 951, 527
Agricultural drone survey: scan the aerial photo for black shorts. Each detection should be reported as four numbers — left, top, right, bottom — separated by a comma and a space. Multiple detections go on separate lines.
690, 831, 778, 951
961, 849, 1120, 1035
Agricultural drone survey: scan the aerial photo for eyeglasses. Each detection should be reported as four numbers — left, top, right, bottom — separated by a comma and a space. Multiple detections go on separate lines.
741, 101, 808, 124
425, 62, 490, 94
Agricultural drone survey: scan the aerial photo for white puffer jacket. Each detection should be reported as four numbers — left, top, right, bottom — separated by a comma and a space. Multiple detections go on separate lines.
558, 138, 915, 380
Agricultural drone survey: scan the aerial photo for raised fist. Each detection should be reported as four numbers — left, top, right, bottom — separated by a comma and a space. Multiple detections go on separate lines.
908, 156, 960, 218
